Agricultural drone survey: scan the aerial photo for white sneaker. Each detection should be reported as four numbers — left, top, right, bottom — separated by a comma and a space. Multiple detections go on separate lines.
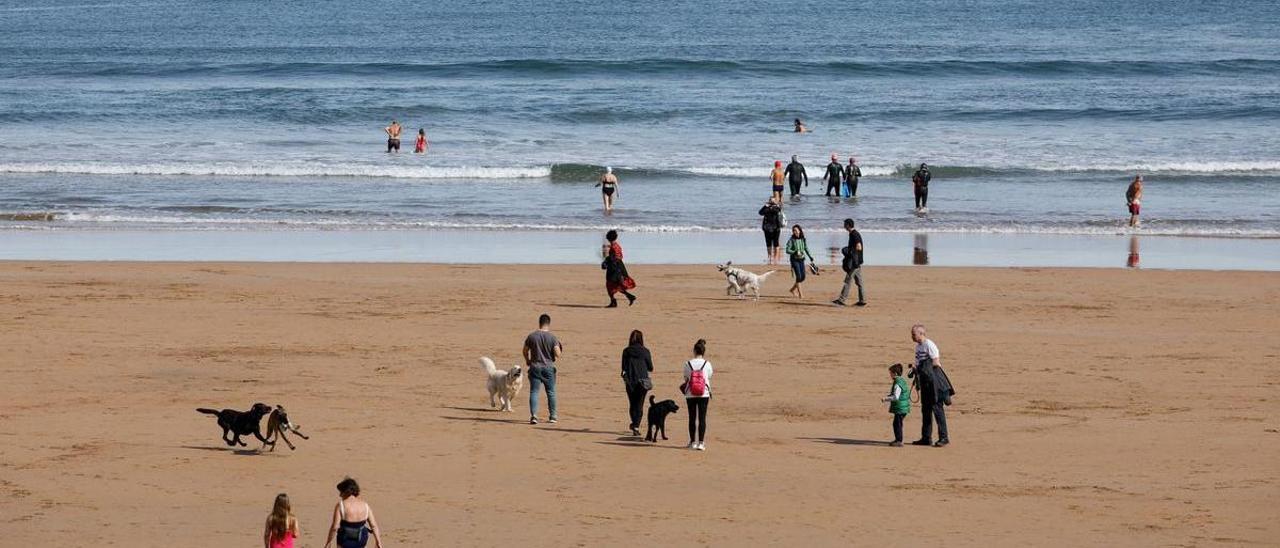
687, 442, 696, 450
695, 442, 706, 451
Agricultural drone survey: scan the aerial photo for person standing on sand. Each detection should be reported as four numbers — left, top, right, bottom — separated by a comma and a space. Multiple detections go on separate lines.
1126, 174, 1143, 228
908, 324, 950, 447
595, 167, 620, 212
601, 229, 636, 307
823, 154, 844, 197
758, 197, 784, 265
832, 218, 866, 307
325, 478, 383, 548
770, 160, 785, 203
785, 224, 815, 299
620, 329, 653, 436
682, 338, 713, 451
844, 156, 862, 198
912, 163, 931, 212
784, 155, 808, 198
523, 313, 563, 424
384, 120, 401, 153
881, 363, 911, 447
414, 128, 427, 154
264, 493, 299, 548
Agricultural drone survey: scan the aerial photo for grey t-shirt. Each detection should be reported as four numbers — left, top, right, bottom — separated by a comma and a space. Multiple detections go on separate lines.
524, 330, 560, 367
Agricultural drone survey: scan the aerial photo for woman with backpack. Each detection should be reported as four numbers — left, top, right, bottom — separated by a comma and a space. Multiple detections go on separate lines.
621, 329, 654, 437
785, 224, 815, 299
682, 338, 713, 451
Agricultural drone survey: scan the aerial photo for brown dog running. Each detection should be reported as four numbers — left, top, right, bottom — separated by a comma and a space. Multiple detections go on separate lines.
261, 405, 309, 451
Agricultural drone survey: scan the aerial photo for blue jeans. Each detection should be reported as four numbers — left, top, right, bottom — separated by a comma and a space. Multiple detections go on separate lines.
528, 365, 557, 420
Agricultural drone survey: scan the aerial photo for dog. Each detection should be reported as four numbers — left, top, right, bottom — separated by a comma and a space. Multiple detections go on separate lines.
196, 403, 271, 447
481, 357, 524, 412
261, 405, 309, 451
717, 261, 777, 300
644, 396, 680, 443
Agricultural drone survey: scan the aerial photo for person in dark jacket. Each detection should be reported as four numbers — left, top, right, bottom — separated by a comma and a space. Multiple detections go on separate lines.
758, 197, 784, 265
823, 154, 844, 197
620, 329, 654, 436
912, 163, 931, 212
784, 155, 808, 197
601, 230, 636, 308
832, 218, 865, 307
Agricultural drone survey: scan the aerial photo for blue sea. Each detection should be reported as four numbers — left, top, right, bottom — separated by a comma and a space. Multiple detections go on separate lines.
2, 0, 1279, 240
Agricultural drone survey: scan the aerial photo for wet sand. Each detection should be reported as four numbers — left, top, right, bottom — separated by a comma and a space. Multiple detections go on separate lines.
1, 262, 1277, 546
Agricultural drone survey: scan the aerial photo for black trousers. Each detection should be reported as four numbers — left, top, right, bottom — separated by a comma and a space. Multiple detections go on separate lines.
892, 413, 905, 442
915, 187, 929, 208
920, 395, 948, 442
825, 181, 840, 196
789, 180, 802, 196
848, 179, 858, 196
686, 397, 709, 443
625, 383, 648, 429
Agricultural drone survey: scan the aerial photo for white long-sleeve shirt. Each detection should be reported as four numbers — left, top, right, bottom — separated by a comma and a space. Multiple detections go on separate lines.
682, 358, 713, 398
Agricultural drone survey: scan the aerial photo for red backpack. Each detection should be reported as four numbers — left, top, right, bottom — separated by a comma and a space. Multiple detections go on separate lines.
687, 361, 708, 396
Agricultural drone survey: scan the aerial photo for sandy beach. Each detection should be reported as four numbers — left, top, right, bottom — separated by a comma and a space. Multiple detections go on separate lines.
1, 261, 1278, 546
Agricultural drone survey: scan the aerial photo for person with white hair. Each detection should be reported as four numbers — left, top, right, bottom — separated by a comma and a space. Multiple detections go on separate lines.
595, 166, 620, 212
908, 324, 950, 447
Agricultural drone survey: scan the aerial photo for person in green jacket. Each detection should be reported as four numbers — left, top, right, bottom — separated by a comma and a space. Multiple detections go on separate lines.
882, 363, 911, 447
785, 224, 815, 299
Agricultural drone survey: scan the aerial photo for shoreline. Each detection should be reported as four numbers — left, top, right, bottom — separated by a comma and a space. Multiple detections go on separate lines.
2, 229, 1278, 270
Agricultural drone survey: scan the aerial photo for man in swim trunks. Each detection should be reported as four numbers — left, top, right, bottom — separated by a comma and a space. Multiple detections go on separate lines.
770, 161, 785, 203
844, 156, 862, 197
784, 155, 807, 198
595, 166, 619, 212
912, 163, 931, 211
385, 120, 402, 153
823, 154, 844, 197
1126, 174, 1143, 228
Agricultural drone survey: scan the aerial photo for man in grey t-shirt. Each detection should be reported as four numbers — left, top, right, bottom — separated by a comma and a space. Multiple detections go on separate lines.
523, 313, 563, 424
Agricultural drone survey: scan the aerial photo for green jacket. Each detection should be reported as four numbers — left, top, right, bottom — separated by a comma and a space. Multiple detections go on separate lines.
785, 237, 812, 260
890, 376, 911, 415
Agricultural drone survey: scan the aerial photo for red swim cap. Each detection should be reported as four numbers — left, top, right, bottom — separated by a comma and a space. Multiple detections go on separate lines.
775, 160, 782, 167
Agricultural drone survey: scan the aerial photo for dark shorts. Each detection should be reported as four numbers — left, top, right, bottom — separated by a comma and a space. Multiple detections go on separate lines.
1128, 203, 1140, 215
603, 187, 615, 196
387, 138, 400, 152
772, 185, 784, 193
763, 228, 780, 248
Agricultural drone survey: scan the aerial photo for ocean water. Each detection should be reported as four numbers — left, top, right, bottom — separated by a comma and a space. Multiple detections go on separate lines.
2, 0, 1279, 238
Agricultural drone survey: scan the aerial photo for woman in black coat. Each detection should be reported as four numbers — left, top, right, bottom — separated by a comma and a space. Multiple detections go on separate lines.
620, 329, 654, 436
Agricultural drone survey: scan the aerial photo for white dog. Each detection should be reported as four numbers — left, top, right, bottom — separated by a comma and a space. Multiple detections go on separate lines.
717, 261, 776, 300
480, 357, 523, 412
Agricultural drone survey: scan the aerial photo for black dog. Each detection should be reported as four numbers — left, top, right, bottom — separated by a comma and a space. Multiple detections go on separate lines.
197, 403, 272, 447
644, 396, 680, 443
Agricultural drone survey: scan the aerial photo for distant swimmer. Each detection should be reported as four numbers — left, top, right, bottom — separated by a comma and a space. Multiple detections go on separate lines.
794, 118, 810, 133
595, 166, 619, 212
912, 163, 931, 213
844, 156, 862, 197
823, 154, 844, 197
385, 120, 402, 153
414, 128, 428, 154
784, 155, 808, 198
770, 161, 785, 203
1126, 173, 1143, 228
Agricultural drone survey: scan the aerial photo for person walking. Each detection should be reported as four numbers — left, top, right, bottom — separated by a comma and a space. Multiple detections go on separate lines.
523, 313, 563, 424
263, 493, 299, 548
1126, 174, 1143, 228
758, 197, 784, 265
785, 224, 815, 299
770, 161, 785, 203
911, 163, 931, 212
384, 120, 401, 153
881, 363, 911, 447
595, 166, 620, 212
682, 338, 713, 451
844, 156, 862, 197
784, 155, 808, 198
601, 229, 637, 307
823, 154, 844, 197
621, 329, 653, 436
324, 478, 384, 548
908, 324, 950, 447
832, 218, 866, 307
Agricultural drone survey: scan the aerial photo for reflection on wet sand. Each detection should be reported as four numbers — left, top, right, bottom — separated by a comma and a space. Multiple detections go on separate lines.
1127, 236, 1140, 268
913, 233, 929, 266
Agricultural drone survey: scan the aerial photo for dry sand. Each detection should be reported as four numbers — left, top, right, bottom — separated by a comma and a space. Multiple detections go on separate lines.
1, 262, 1277, 546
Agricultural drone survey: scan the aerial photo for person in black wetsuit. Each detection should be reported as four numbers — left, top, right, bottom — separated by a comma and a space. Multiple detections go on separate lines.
784, 155, 807, 197
912, 163, 931, 211
845, 156, 862, 197
823, 154, 844, 197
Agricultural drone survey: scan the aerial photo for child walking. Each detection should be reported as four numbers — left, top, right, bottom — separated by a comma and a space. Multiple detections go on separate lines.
263, 493, 299, 548
882, 363, 911, 447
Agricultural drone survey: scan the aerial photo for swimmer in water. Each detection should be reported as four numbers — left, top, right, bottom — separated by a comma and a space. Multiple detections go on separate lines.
414, 128, 427, 154
784, 155, 808, 198
595, 166, 619, 212
844, 156, 861, 197
770, 160, 785, 203
385, 120, 402, 153
823, 154, 844, 197
794, 118, 809, 133
912, 163, 931, 212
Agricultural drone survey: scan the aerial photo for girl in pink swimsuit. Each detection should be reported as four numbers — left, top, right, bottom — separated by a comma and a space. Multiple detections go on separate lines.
264, 493, 299, 548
